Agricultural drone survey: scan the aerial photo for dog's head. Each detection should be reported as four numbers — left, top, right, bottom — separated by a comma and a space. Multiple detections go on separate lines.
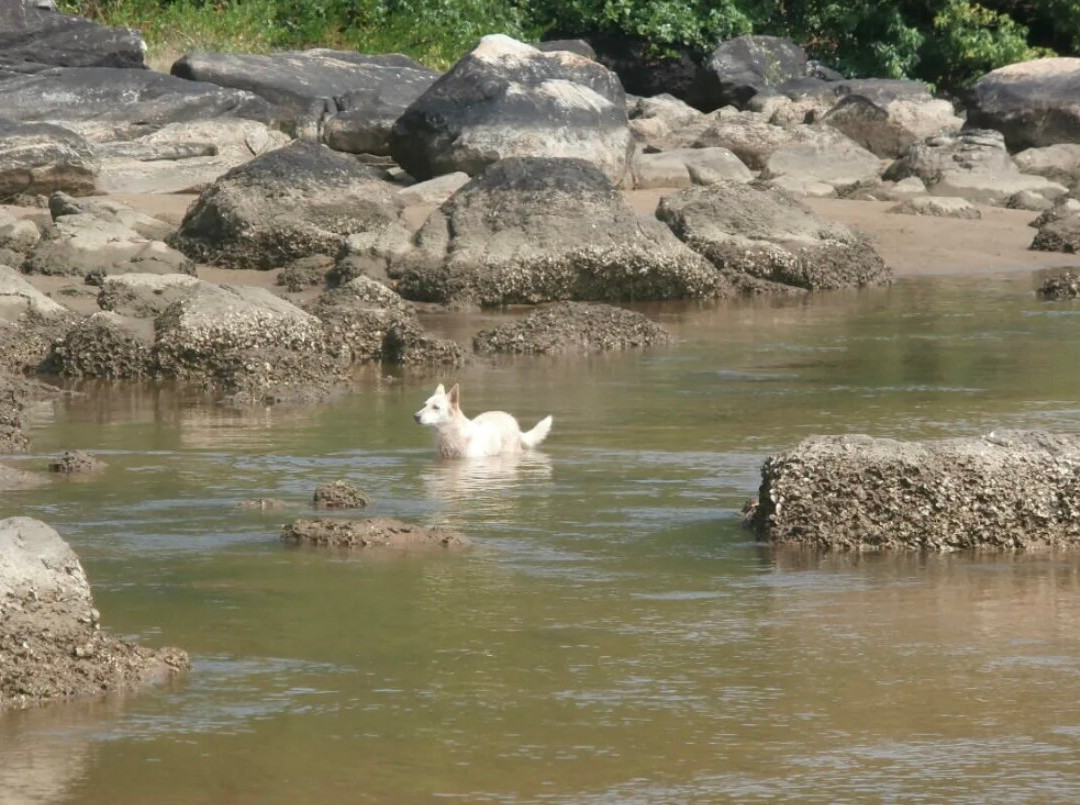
414, 383, 460, 427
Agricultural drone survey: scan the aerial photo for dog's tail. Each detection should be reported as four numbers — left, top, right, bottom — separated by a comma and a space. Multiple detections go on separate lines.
520, 415, 553, 449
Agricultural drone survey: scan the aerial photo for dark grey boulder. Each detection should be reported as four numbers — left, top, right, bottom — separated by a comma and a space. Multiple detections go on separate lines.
749, 431, 1080, 551
472, 302, 671, 355
391, 157, 728, 306
656, 182, 890, 293
323, 69, 439, 155
169, 140, 401, 270
390, 35, 632, 184
704, 36, 808, 109
0, 66, 276, 142
584, 34, 719, 112
0, 0, 145, 69
967, 57, 1080, 151
172, 49, 439, 150
0, 119, 96, 201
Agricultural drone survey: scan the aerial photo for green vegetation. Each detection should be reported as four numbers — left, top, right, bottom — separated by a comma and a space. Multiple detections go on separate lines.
58, 0, 1073, 91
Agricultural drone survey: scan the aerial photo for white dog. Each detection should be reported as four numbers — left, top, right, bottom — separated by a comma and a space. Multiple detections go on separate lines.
414, 383, 553, 459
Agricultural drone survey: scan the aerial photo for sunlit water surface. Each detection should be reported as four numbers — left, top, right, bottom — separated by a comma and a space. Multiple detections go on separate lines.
4, 274, 1080, 803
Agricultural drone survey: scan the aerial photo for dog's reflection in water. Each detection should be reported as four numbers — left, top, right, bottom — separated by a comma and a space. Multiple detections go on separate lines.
421, 450, 554, 517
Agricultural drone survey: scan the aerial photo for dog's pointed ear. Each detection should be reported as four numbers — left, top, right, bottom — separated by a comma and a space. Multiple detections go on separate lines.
448, 383, 460, 408
434, 383, 445, 395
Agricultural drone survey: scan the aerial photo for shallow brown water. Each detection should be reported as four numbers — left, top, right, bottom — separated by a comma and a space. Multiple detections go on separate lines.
4, 273, 1080, 803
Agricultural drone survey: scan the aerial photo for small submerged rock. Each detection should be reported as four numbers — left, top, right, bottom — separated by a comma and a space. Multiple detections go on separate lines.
47, 450, 107, 474
313, 480, 370, 509
472, 302, 672, 355
281, 518, 467, 549
0, 463, 49, 491
1037, 271, 1080, 300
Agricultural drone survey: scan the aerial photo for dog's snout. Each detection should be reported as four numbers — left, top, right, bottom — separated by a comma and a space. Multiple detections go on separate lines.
413, 412, 422, 424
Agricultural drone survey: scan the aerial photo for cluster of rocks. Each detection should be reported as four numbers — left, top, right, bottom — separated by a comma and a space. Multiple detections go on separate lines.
0, 517, 188, 711
748, 431, 1080, 551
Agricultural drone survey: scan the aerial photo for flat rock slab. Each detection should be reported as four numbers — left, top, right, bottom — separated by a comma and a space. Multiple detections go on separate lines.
281, 518, 468, 550
749, 431, 1080, 551
472, 301, 671, 354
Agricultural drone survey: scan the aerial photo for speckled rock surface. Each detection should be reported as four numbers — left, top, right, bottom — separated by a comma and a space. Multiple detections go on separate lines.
313, 480, 370, 509
47, 450, 106, 474
656, 181, 890, 293
749, 431, 1080, 551
48, 311, 154, 379
281, 517, 467, 549
392, 156, 728, 306
168, 140, 401, 270
1037, 271, 1080, 299
307, 276, 463, 366
97, 272, 201, 319
473, 302, 671, 354
154, 281, 349, 403
0, 517, 188, 711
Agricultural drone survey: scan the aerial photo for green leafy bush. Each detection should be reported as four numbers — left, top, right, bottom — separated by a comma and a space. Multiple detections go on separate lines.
57, 0, 1074, 92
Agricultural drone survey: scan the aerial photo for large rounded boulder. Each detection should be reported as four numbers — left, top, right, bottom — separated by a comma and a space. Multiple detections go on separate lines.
656, 181, 890, 292
168, 140, 401, 269
391, 157, 728, 306
967, 58, 1080, 151
389, 34, 632, 184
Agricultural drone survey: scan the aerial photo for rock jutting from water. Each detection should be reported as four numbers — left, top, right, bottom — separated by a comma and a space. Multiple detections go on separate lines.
472, 301, 672, 355
1037, 271, 1080, 299
748, 431, 1080, 551
313, 480, 370, 509
0, 516, 189, 711
281, 518, 468, 550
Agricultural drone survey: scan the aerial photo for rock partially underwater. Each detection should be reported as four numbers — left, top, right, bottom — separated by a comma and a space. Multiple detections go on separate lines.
0, 517, 188, 711
749, 431, 1080, 551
